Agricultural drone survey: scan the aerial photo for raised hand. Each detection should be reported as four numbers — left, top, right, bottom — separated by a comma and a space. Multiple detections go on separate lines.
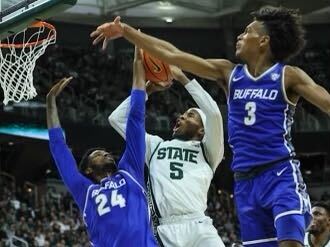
146, 81, 172, 95
46, 77, 73, 129
133, 45, 146, 90
46, 77, 73, 101
90, 16, 124, 50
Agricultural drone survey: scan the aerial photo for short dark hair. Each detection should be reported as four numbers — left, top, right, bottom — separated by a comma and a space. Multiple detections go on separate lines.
313, 201, 330, 216
79, 147, 106, 177
251, 6, 306, 62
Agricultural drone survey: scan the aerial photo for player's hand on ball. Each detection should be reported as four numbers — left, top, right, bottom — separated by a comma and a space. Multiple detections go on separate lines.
169, 65, 190, 85
46, 77, 73, 101
91, 16, 124, 50
146, 80, 172, 95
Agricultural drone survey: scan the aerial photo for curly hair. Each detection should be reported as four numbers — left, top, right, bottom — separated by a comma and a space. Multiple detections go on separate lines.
251, 6, 306, 62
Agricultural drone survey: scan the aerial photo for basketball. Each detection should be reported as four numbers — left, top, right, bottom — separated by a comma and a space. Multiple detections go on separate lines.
142, 50, 173, 84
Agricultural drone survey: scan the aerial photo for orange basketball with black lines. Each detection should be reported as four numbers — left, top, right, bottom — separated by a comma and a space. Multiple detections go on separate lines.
142, 50, 173, 84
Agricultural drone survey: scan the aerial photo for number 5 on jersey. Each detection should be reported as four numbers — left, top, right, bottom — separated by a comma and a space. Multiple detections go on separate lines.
95, 190, 126, 216
244, 101, 256, 126
170, 162, 183, 180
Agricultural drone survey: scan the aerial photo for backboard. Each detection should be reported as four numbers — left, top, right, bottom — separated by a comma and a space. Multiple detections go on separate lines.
0, 0, 77, 40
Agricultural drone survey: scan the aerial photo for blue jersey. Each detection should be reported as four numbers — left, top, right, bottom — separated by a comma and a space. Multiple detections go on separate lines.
49, 90, 157, 247
228, 63, 296, 172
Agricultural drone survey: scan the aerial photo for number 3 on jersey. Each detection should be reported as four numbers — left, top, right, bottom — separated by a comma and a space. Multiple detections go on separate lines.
95, 190, 126, 216
244, 101, 256, 125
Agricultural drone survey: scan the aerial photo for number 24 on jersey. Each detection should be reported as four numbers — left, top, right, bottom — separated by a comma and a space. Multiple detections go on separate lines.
95, 190, 126, 216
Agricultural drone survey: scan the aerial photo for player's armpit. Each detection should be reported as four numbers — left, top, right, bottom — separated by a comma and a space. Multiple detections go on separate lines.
287, 66, 330, 115
205, 59, 236, 90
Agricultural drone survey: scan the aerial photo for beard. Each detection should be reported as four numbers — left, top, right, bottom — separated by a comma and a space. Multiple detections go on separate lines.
308, 224, 325, 235
90, 161, 116, 176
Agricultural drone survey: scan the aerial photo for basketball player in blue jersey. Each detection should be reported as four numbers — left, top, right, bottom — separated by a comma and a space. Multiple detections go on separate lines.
46, 46, 157, 246
91, 5, 330, 247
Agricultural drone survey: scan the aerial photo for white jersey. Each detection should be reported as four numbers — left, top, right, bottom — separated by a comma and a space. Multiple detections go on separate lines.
304, 232, 330, 247
146, 136, 213, 217
109, 79, 224, 218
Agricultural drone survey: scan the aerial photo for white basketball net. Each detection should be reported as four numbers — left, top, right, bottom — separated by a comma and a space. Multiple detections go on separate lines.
0, 22, 56, 105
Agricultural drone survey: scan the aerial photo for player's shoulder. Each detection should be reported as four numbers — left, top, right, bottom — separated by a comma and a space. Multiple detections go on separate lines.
284, 65, 309, 85
146, 133, 164, 144
284, 65, 306, 78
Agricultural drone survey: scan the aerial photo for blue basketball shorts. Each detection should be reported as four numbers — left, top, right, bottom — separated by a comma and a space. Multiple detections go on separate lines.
234, 159, 312, 246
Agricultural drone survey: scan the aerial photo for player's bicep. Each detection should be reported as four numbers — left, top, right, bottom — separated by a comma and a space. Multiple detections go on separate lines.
291, 68, 330, 114
204, 108, 224, 170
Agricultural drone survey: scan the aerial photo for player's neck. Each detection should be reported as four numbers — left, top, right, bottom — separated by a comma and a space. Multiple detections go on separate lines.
245, 56, 275, 77
310, 231, 330, 247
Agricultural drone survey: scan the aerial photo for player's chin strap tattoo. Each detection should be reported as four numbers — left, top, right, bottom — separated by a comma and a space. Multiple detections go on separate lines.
145, 164, 165, 247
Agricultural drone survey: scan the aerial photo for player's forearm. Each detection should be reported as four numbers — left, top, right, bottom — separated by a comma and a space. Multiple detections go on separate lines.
128, 89, 146, 123
175, 72, 190, 86
123, 24, 179, 64
46, 98, 61, 129
185, 79, 221, 117
185, 79, 224, 167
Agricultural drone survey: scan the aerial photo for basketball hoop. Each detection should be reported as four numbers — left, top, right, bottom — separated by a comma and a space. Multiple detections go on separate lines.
0, 21, 56, 105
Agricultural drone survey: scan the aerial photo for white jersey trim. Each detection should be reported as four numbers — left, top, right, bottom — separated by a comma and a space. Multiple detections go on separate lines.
291, 160, 303, 214
281, 65, 296, 106
243, 62, 279, 81
273, 160, 303, 225
274, 210, 302, 224
243, 237, 277, 245
282, 104, 295, 156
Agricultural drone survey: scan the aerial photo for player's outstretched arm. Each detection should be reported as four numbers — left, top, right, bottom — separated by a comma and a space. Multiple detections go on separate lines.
47, 78, 92, 210
287, 66, 330, 116
171, 66, 224, 171
91, 17, 235, 87
117, 46, 147, 184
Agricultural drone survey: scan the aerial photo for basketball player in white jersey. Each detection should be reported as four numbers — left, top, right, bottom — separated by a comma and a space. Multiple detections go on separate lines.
304, 201, 330, 247
109, 65, 225, 247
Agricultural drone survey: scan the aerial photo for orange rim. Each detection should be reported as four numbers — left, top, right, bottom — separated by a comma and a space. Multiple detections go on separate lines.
0, 21, 56, 48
